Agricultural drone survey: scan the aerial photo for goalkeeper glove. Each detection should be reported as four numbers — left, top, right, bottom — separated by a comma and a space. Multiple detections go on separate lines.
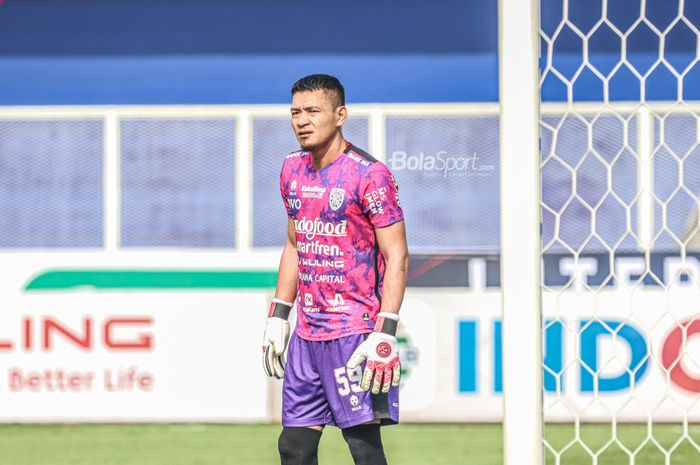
262, 298, 293, 379
346, 312, 401, 394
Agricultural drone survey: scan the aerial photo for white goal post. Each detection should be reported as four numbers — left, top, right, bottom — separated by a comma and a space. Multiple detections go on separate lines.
501, 0, 700, 464
499, 1, 544, 465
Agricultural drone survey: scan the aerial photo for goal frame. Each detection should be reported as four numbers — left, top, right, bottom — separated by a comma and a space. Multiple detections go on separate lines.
499, 0, 544, 464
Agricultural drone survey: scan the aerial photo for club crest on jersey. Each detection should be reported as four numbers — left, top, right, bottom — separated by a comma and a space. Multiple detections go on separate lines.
329, 187, 345, 211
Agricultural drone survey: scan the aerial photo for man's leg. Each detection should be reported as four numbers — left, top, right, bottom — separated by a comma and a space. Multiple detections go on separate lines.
341, 423, 388, 465
278, 426, 323, 465
313, 334, 397, 465
281, 334, 332, 464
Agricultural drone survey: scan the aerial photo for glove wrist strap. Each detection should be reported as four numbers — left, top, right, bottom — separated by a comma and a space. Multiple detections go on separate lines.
374, 312, 399, 336
270, 298, 293, 320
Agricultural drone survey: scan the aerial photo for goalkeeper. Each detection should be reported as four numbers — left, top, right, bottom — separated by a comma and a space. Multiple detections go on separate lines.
262, 74, 409, 465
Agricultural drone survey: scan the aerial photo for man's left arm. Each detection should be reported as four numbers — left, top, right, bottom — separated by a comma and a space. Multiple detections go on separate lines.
376, 220, 410, 316
347, 220, 409, 393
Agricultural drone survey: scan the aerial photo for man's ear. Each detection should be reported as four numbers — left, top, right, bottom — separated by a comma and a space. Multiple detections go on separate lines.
336, 105, 348, 127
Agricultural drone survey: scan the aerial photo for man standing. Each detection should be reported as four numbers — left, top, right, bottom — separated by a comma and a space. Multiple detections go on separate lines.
262, 74, 409, 465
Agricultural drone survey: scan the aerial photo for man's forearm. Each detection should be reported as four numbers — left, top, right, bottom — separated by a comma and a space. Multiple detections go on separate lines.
379, 252, 409, 315
275, 241, 299, 303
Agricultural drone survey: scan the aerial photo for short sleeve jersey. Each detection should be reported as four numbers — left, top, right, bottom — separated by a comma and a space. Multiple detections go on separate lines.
280, 142, 404, 341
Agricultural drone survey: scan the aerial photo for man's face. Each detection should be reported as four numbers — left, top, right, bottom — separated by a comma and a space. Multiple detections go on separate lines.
290, 89, 344, 151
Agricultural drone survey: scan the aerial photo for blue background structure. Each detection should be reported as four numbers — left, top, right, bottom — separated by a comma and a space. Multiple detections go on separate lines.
0, 0, 496, 104
1, 0, 698, 104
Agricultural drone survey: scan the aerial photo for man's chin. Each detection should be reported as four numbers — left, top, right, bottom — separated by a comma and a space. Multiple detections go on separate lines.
299, 143, 315, 151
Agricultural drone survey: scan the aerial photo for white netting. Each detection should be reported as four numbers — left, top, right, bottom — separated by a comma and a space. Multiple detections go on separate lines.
0, 120, 104, 248
540, 0, 700, 463
120, 118, 237, 248
384, 115, 500, 252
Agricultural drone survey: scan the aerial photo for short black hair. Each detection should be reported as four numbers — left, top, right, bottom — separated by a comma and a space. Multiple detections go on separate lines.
291, 74, 345, 107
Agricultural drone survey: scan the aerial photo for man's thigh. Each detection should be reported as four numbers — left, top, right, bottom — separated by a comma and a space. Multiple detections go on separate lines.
282, 333, 333, 427
317, 334, 399, 429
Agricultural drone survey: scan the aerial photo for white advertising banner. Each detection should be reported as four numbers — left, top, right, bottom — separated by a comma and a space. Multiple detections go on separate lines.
0, 253, 272, 422
397, 291, 504, 422
2, 254, 700, 423
398, 289, 700, 422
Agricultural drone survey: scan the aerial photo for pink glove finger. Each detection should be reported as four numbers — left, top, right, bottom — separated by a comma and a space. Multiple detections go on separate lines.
372, 362, 385, 394
391, 359, 401, 387
361, 361, 375, 391
381, 366, 392, 393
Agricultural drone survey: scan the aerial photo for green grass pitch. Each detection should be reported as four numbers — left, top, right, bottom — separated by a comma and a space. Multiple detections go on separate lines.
0, 423, 697, 465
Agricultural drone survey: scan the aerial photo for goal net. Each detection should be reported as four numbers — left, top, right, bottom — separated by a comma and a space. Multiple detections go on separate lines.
539, 0, 700, 463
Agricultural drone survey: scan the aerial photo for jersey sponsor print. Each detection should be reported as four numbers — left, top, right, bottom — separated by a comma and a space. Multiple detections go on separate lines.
280, 143, 404, 340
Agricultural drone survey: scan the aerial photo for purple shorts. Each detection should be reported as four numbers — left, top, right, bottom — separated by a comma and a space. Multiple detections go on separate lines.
282, 332, 399, 429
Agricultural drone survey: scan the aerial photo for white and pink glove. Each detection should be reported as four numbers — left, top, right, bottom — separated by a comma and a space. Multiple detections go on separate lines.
262, 298, 294, 379
346, 312, 401, 394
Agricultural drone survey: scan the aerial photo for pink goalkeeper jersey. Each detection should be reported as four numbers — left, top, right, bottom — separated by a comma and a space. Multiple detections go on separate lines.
280, 142, 404, 341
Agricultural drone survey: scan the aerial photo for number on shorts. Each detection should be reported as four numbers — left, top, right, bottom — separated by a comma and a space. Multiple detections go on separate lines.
334, 366, 363, 397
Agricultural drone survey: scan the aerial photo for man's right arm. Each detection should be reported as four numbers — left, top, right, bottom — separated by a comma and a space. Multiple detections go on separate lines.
262, 219, 298, 379
274, 218, 298, 303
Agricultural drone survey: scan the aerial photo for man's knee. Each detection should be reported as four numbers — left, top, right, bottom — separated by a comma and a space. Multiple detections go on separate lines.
278, 427, 322, 465
342, 424, 388, 465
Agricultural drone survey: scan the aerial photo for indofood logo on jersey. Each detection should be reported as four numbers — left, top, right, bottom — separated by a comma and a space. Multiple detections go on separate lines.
294, 217, 347, 240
